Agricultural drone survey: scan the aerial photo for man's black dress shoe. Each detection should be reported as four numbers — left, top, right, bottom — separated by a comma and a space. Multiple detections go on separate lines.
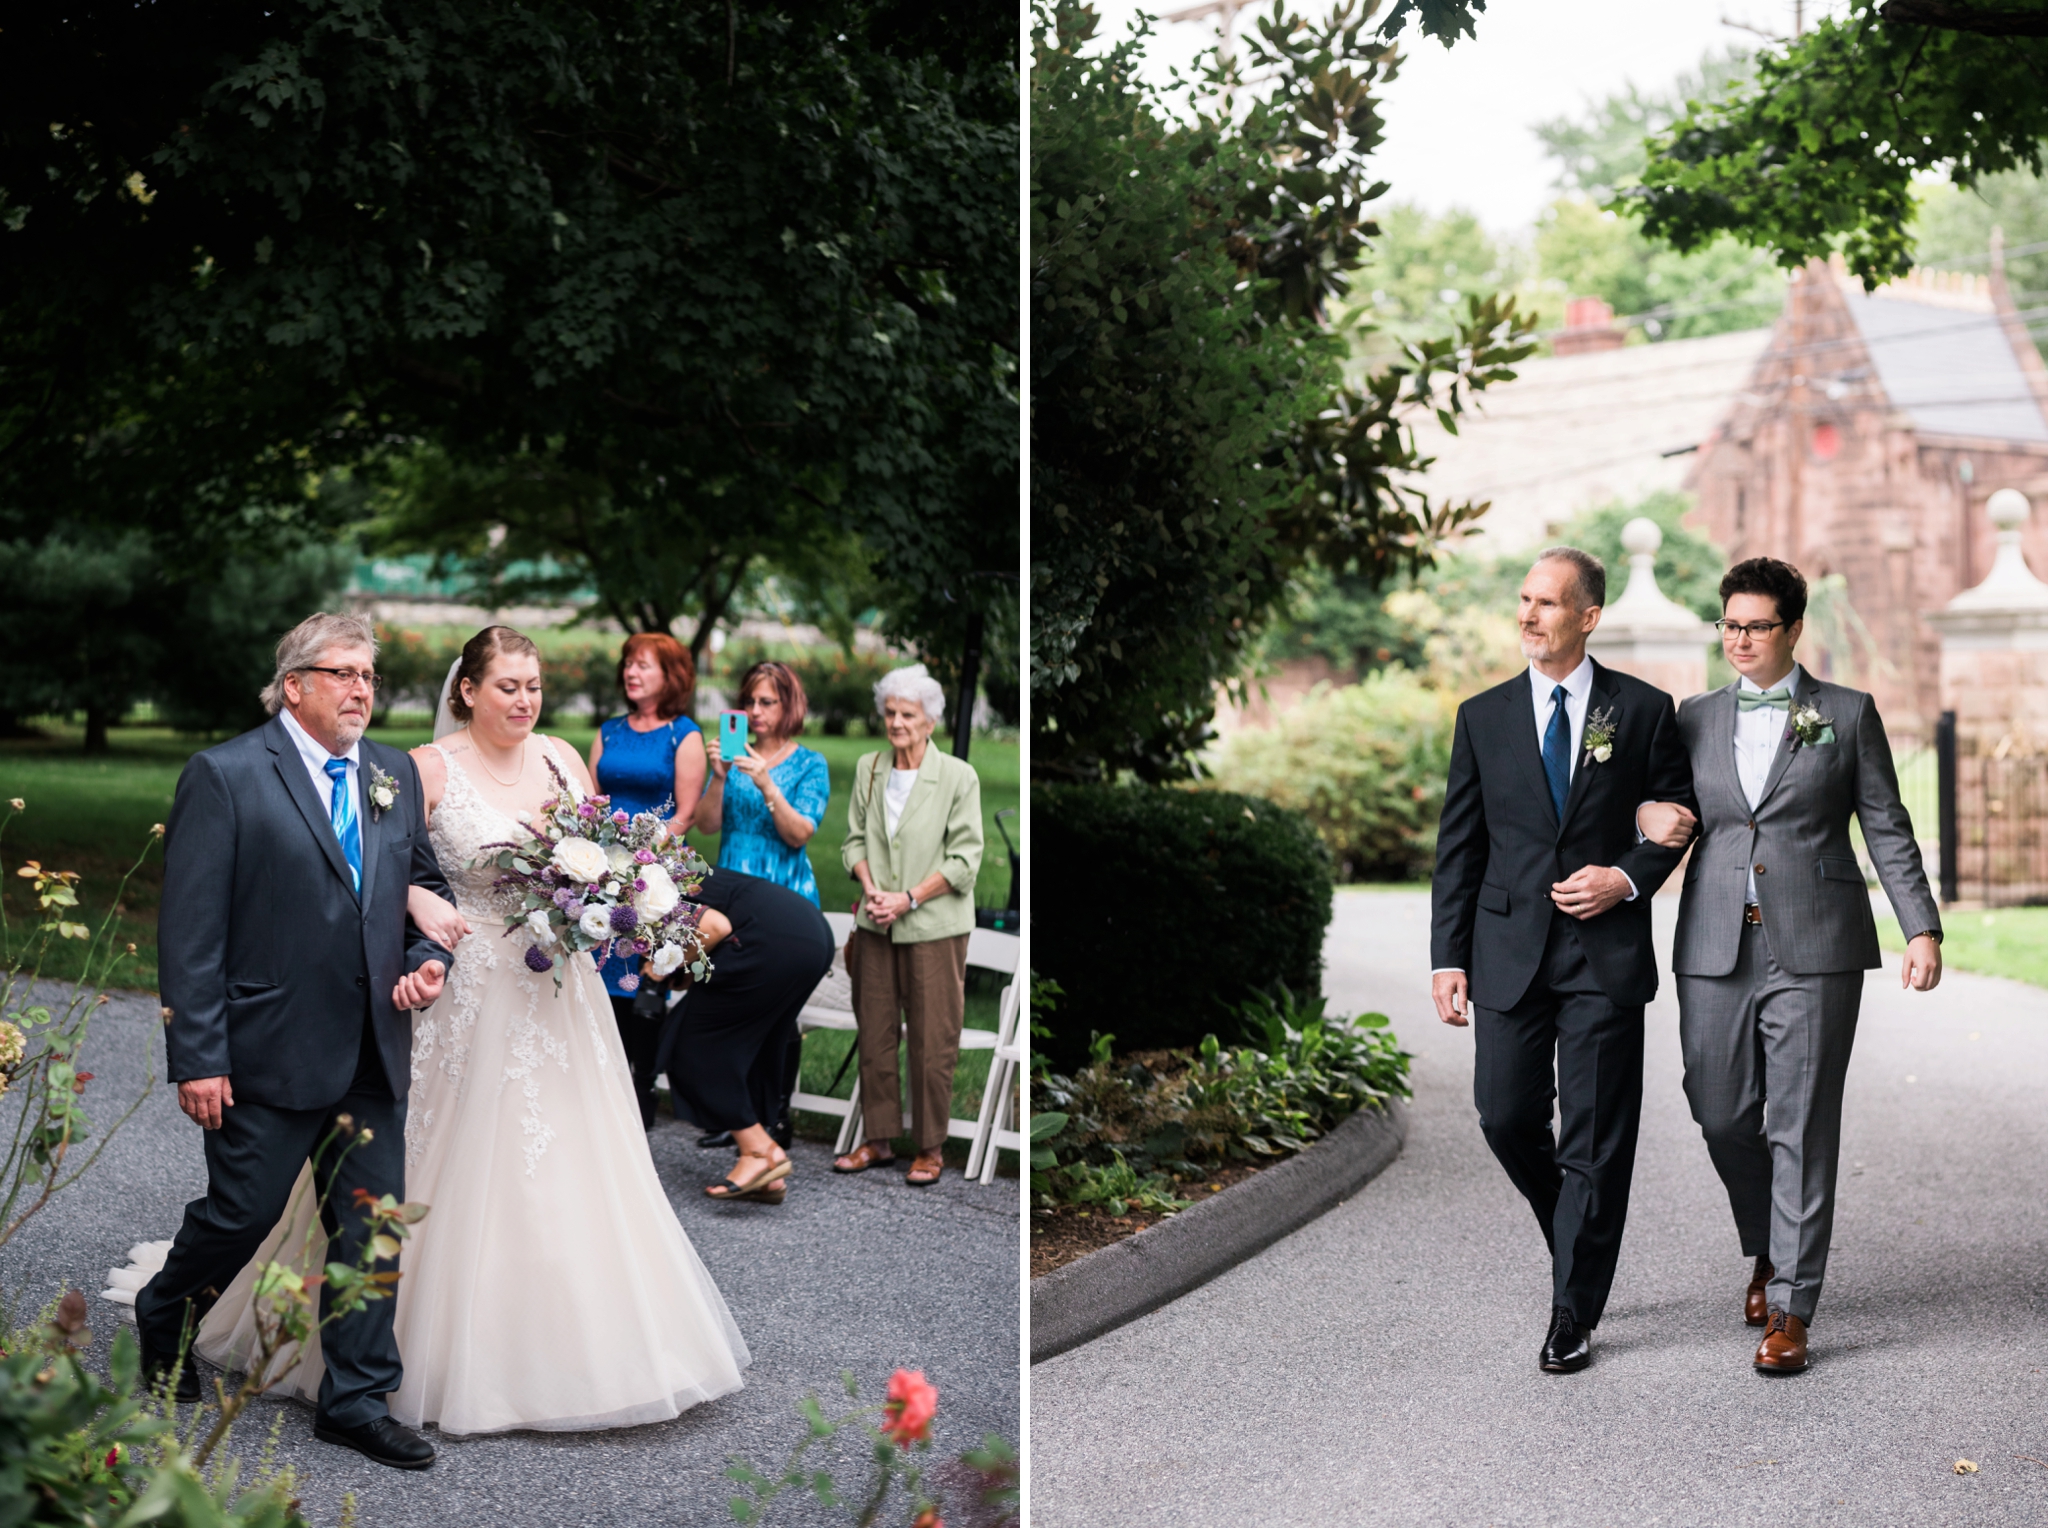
697, 1130, 734, 1149
314, 1414, 436, 1470
1540, 1306, 1592, 1373
137, 1335, 201, 1403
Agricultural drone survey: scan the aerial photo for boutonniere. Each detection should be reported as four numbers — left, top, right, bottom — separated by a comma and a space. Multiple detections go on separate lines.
1788, 703, 1836, 748
366, 762, 400, 820
1582, 705, 1619, 764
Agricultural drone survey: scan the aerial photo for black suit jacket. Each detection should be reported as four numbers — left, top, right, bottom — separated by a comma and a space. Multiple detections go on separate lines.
1430, 659, 1696, 1011
158, 714, 453, 1109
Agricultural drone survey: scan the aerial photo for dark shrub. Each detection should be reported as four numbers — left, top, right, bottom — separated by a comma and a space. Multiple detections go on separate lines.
1032, 783, 1333, 1068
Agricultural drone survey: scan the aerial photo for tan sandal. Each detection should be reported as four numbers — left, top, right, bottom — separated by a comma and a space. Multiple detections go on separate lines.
832, 1141, 897, 1174
706, 1153, 791, 1199
905, 1150, 944, 1187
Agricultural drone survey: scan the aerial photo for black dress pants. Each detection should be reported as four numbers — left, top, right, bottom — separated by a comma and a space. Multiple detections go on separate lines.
135, 1023, 405, 1427
1472, 912, 1644, 1328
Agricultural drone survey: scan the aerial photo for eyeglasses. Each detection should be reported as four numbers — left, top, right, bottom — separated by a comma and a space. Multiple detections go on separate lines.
742, 694, 782, 711
1713, 619, 1787, 640
300, 666, 383, 692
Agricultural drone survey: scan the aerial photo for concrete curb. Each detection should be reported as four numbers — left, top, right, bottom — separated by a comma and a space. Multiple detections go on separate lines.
1029, 1098, 1408, 1364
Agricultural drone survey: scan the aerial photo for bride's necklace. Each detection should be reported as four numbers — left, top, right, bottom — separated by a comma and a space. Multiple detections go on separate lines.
470, 734, 528, 788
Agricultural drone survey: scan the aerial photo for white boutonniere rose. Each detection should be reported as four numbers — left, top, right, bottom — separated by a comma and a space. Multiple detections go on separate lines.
366, 762, 400, 820
1583, 705, 1619, 765
552, 837, 610, 883
1789, 703, 1836, 748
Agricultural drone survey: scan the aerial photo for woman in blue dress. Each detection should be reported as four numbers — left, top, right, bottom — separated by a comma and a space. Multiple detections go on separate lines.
587, 631, 709, 1127
695, 659, 832, 1145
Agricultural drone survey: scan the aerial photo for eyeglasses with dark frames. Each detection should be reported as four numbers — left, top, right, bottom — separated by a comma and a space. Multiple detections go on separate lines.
300, 666, 383, 692
1713, 619, 1786, 640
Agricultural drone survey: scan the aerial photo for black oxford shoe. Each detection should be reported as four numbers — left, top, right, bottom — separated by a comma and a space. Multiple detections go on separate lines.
1540, 1306, 1592, 1374
697, 1130, 735, 1149
314, 1414, 437, 1470
137, 1335, 201, 1403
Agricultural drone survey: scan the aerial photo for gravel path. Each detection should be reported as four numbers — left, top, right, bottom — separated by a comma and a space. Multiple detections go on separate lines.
1031, 889, 2048, 1527
1, 987, 1018, 1528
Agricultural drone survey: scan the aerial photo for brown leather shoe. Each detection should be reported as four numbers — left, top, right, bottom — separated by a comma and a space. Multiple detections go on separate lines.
1753, 1308, 1808, 1373
832, 1141, 897, 1174
1745, 1257, 1774, 1326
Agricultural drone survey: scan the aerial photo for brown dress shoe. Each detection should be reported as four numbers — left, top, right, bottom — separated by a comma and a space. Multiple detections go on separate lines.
1745, 1257, 1774, 1326
1753, 1308, 1808, 1373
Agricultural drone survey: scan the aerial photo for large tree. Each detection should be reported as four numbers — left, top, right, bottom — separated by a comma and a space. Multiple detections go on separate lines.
1629, 1, 2048, 285
1030, 1, 1531, 781
0, 0, 1016, 696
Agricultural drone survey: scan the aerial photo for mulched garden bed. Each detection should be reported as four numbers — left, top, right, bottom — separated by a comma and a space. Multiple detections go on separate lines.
1029, 1162, 1268, 1279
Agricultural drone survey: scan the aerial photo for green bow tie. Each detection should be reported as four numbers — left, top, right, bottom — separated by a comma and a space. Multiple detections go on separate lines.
1736, 687, 1792, 712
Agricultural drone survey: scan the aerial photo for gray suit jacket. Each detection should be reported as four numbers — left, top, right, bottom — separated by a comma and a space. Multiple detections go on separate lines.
1672, 672, 1940, 977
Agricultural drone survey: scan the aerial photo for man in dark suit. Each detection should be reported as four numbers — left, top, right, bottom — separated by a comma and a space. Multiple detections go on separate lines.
138, 613, 452, 1469
1430, 548, 1695, 1372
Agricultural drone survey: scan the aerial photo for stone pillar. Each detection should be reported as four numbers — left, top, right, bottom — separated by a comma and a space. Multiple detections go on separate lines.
1586, 518, 1713, 700
1926, 489, 2048, 901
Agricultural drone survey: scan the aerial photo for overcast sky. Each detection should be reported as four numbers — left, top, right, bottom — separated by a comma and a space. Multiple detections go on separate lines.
1077, 0, 1846, 234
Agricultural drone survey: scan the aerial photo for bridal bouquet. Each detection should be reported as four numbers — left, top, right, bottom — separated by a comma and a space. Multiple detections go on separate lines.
476, 761, 715, 993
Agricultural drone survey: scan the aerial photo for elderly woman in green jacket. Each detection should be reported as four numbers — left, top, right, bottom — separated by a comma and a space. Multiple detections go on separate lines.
831, 664, 985, 1187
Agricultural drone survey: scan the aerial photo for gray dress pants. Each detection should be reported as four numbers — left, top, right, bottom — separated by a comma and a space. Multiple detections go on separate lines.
1677, 921, 1863, 1324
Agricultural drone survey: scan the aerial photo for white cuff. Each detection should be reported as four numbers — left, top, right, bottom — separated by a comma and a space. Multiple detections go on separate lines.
1620, 871, 1639, 903
1430, 967, 1466, 976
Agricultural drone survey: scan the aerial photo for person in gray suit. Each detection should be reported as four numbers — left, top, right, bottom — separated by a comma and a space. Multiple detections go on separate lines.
1638, 557, 1943, 1375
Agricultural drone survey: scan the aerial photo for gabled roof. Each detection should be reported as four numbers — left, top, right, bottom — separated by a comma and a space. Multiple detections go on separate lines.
1838, 271, 2048, 444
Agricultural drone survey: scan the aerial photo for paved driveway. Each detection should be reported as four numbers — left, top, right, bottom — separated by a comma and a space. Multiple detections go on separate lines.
2, 988, 1019, 1528
1031, 889, 2048, 1527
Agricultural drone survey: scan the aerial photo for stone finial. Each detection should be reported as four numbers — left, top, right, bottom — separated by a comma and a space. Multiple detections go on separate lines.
1586, 516, 1713, 697
1942, 489, 2048, 614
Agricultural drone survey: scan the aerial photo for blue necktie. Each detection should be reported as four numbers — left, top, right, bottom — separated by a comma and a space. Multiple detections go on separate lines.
1541, 685, 1571, 822
324, 757, 362, 894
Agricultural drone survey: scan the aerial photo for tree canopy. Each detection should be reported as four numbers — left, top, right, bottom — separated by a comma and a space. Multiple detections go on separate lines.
1, 0, 1017, 711
1631, 1, 2048, 285
1030, 0, 1532, 782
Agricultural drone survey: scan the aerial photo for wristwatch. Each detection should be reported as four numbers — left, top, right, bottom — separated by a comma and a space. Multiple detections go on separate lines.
906, 892, 919, 912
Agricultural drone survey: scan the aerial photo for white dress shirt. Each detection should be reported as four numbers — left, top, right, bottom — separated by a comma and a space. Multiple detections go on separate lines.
279, 706, 362, 832
1733, 663, 1800, 903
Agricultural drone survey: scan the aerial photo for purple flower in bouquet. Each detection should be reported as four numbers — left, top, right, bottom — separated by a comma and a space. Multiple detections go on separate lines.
617, 972, 640, 992
577, 800, 598, 819
552, 886, 580, 911
633, 938, 650, 955
524, 945, 554, 974
610, 904, 640, 933
633, 877, 647, 893
635, 849, 656, 865
611, 809, 630, 826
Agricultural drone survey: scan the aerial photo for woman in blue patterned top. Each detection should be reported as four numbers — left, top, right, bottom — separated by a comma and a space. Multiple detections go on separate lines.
696, 660, 831, 1150
587, 632, 708, 1127
696, 660, 830, 906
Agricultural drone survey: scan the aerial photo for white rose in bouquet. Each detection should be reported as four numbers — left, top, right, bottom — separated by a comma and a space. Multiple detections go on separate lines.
649, 943, 684, 979
552, 837, 610, 884
605, 843, 637, 878
578, 904, 615, 941
634, 863, 680, 922
526, 909, 557, 945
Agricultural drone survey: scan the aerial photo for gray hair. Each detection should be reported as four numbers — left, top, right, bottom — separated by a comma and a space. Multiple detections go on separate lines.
1535, 546, 1607, 610
260, 612, 378, 715
873, 663, 946, 724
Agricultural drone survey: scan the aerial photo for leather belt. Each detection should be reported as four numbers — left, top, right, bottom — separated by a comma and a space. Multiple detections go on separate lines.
1743, 903, 1763, 926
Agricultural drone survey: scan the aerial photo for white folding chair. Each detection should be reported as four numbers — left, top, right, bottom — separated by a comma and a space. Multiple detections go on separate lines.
832, 926, 1023, 1155
965, 979, 1023, 1182
791, 912, 865, 1153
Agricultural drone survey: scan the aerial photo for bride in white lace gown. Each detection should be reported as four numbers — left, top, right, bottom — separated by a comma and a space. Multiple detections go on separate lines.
179, 628, 749, 1435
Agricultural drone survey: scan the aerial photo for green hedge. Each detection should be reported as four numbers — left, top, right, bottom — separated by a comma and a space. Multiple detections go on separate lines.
1032, 783, 1333, 1068
1199, 669, 1456, 881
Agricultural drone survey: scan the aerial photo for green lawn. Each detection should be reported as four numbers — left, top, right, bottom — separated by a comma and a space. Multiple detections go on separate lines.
0, 722, 1018, 993
1879, 907, 2048, 990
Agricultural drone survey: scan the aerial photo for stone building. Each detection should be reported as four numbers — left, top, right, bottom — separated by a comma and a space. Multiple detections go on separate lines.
1685, 249, 2048, 740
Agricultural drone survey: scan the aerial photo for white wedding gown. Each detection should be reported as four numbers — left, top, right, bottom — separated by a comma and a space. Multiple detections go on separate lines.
113, 736, 749, 1434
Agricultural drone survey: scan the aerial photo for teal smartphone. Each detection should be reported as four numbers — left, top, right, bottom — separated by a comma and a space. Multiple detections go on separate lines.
719, 710, 748, 757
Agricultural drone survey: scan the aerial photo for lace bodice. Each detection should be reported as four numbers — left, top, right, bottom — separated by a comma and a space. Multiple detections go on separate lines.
426, 737, 581, 921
